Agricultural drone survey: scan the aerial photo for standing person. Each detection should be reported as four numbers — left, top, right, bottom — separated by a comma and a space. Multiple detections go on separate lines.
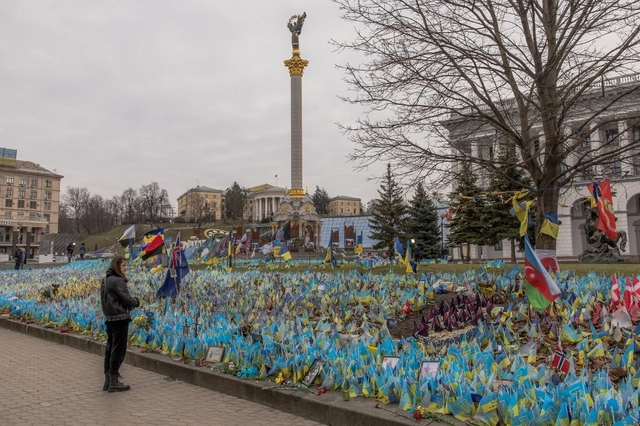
66, 243, 75, 263
100, 255, 140, 392
14, 248, 21, 270
78, 243, 86, 260
20, 248, 27, 269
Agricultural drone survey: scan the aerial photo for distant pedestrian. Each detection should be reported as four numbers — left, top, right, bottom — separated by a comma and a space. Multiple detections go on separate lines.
100, 255, 140, 392
14, 248, 21, 270
66, 243, 75, 263
20, 248, 27, 269
78, 243, 86, 260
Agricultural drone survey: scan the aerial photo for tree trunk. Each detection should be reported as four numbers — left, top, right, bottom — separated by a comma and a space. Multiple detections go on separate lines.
536, 188, 560, 250
510, 238, 516, 263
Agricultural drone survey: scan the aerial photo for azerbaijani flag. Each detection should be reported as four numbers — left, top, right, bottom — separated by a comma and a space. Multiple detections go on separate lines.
523, 235, 561, 311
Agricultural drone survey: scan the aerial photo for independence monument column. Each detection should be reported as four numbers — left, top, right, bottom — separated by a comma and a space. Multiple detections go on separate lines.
284, 12, 308, 199
273, 12, 322, 249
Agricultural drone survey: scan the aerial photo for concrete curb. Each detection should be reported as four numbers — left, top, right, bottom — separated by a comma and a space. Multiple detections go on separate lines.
0, 318, 435, 426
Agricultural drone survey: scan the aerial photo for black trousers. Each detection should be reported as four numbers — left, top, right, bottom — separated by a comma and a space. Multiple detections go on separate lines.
104, 319, 130, 376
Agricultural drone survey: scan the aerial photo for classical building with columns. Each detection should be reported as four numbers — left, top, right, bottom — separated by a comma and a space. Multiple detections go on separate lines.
446, 73, 640, 261
246, 184, 286, 222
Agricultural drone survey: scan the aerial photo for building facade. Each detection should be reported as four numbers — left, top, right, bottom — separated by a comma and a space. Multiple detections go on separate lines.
247, 184, 286, 222
176, 186, 223, 222
0, 148, 63, 258
328, 195, 361, 216
446, 73, 640, 261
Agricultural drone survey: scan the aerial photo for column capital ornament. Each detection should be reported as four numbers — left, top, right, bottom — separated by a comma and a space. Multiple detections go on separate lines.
284, 52, 309, 77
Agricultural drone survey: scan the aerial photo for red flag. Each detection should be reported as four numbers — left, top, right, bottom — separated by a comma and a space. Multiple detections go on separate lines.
588, 179, 617, 239
444, 207, 454, 221
403, 300, 412, 315
551, 345, 570, 373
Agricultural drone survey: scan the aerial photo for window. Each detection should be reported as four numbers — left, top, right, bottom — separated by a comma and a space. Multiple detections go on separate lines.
17, 200, 25, 208
17, 212, 24, 219
45, 180, 52, 188
604, 161, 622, 178
19, 177, 26, 186
533, 138, 540, 152
580, 136, 591, 149
5, 199, 12, 208
635, 156, 640, 176
634, 127, 640, 142
44, 213, 50, 222
31, 178, 38, 187
29, 201, 36, 209
18, 189, 25, 198
30, 190, 37, 198
605, 128, 619, 145
5, 188, 13, 197
6, 176, 13, 185
4, 211, 11, 219
44, 191, 52, 200
582, 166, 595, 181
44, 202, 51, 210
29, 212, 37, 220
494, 240, 503, 251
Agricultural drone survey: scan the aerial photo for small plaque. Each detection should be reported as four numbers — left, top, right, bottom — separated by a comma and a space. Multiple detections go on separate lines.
205, 346, 225, 363
301, 360, 322, 387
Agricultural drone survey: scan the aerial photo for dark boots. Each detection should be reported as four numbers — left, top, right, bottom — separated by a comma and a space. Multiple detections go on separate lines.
107, 373, 130, 392
102, 373, 109, 391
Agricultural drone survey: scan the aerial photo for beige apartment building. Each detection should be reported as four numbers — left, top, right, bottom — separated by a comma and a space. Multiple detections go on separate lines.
0, 149, 63, 258
328, 195, 361, 216
177, 186, 224, 222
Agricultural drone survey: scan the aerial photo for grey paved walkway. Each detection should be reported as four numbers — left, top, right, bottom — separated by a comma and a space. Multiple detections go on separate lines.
0, 328, 323, 426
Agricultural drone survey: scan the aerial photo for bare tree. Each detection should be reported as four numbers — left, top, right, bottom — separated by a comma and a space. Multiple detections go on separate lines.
333, 0, 640, 249
120, 188, 137, 224
61, 187, 90, 234
187, 195, 215, 233
139, 182, 169, 223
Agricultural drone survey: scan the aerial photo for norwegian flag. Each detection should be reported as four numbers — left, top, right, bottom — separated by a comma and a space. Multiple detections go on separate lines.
611, 274, 620, 310
551, 345, 570, 373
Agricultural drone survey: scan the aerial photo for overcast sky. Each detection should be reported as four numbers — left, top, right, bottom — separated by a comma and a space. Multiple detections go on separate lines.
0, 0, 389, 210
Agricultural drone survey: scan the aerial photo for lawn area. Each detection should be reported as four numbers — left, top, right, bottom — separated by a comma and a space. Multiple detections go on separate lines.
78, 221, 241, 253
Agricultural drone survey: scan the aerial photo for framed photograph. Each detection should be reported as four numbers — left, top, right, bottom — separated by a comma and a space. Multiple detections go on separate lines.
420, 361, 440, 378
302, 360, 322, 387
387, 318, 398, 330
381, 356, 400, 371
205, 346, 225, 363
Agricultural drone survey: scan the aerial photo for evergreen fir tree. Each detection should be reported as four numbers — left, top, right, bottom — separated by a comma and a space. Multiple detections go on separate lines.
485, 152, 533, 262
447, 162, 489, 259
311, 186, 331, 215
369, 164, 407, 256
407, 182, 440, 259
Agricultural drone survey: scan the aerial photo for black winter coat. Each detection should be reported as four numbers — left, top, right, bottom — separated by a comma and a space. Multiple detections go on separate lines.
100, 268, 139, 321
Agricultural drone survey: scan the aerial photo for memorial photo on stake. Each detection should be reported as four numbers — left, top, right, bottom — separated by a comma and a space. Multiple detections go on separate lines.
420, 361, 440, 378
205, 346, 225, 363
302, 360, 322, 387
381, 356, 400, 371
